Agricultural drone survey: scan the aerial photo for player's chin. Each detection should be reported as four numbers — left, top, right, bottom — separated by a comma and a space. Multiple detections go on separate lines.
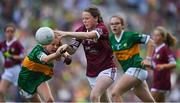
112, 31, 117, 34
85, 25, 91, 30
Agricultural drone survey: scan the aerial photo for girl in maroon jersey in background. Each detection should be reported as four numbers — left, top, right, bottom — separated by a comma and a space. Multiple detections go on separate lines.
150, 26, 177, 102
55, 7, 117, 102
0, 24, 24, 102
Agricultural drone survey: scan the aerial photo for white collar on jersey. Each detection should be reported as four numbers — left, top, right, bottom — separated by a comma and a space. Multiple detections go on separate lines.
115, 30, 124, 42
6, 37, 17, 46
155, 43, 165, 53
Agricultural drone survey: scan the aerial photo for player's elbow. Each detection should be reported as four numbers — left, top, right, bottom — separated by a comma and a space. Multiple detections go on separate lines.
86, 31, 97, 39
41, 57, 50, 63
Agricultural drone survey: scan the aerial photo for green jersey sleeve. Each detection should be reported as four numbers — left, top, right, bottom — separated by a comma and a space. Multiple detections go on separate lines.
131, 32, 150, 44
36, 51, 47, 62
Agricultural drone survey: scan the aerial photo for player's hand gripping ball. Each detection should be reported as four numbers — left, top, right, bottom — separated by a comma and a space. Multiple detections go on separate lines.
35, 27, 54, 45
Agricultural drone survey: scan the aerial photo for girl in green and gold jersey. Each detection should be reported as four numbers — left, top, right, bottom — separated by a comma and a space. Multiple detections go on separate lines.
109, 15, 155, 102
18, 35, 71, 102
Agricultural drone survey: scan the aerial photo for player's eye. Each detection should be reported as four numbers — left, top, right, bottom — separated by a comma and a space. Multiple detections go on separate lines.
6, 29, 14, 33
110, 22, 120, 25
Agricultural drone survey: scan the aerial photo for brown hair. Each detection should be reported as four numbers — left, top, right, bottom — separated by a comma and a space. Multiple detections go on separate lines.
155, 26, 177, 47
84, 7, 103, 23
110, 15, 126, 29
4, 23, 16, 32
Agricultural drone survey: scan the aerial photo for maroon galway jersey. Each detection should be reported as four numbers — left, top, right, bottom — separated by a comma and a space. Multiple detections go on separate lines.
152, 44, 175, 90
70, 23, 115, 77
0, 40, 24, 68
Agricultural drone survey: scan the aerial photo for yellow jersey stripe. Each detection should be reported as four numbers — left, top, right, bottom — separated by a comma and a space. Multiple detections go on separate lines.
22, 57, 53, 76
114, 44, 140, 61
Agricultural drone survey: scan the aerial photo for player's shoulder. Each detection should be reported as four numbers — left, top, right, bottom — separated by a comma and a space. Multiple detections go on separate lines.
29, 45, 45, 57
162, 44, 172, 52
109, 32, 115, 39
35, 44, 44, 50
32, 44, 44, 52
0, 40, 6, 45
96, 22, 108, 35
122, 31, 139, 39
124, 31, 139, 35
13, 40, 22, 45
75, 25, 86, 32
96, 22, 107, 30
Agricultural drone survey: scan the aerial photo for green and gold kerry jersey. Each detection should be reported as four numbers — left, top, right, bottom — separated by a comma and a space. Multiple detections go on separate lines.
109, 31, 150, 72
18, 44, 54, 94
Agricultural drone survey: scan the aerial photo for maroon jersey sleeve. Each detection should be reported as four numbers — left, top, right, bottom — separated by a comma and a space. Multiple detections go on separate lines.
165, 47, 176, 64
11, 40, 24, 59
69, 25, 84, 50
94, 23, 109, 39
16, 41, 24, 54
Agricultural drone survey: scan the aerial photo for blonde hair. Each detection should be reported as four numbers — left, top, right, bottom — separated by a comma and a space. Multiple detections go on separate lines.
110, 15, 126, 29
155, 26, 177, 47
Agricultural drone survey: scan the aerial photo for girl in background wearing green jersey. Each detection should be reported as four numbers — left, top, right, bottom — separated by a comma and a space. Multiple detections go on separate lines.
18, 35, 71, 102
109, 16, 155, 102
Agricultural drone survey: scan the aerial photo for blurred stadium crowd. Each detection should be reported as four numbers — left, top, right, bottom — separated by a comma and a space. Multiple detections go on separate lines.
0, 0, 180, 102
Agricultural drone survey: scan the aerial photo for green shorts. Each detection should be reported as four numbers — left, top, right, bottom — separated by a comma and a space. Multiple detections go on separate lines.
18, 67, 51, 95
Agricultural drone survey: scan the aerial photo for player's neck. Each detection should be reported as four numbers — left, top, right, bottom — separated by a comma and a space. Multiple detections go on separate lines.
156, 42, 164, 47
6, 38, 13, 42
88, 23, 98, 31
115, 34, 120, 38
115, 30, 122, 38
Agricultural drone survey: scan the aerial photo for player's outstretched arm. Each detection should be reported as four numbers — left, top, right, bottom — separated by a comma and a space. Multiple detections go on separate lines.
54, 30, 98, 40
56, 44, 76, 55
146, 39, 154, 58
41, 46, 66, 63
41, 53, 60, 63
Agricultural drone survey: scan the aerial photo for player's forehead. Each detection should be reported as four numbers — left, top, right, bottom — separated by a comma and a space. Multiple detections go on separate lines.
110, 17, 121, 23
51, 38, 60, 45
82, 11, 93, 18
6, 26, 15, 31
153, 29, 161, 35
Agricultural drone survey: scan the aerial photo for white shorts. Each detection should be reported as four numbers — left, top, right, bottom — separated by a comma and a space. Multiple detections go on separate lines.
1, 65, 21, 86
151, 88, 169, 93
125, 67, 148, 82
19, 88, 34, 99
87, 67, 117, 88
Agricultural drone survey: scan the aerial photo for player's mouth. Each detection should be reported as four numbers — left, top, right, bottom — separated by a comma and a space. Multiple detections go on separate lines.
112, 28, 117, 32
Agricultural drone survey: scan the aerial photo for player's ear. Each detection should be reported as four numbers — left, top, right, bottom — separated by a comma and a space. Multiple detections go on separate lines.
122, 23, 127, 30
94, 16, 98, 22
122, 25, 125, 30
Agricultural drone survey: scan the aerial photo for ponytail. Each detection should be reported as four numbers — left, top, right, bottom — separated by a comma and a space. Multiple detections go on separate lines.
165, 32, 177, 47
98, 16, 103, 23
156, 26, 177, 47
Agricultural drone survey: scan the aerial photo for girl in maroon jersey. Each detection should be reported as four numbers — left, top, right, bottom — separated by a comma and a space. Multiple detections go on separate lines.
54, 7, 117, 102
0, 24, 25, 102
151, 26, 177, 102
